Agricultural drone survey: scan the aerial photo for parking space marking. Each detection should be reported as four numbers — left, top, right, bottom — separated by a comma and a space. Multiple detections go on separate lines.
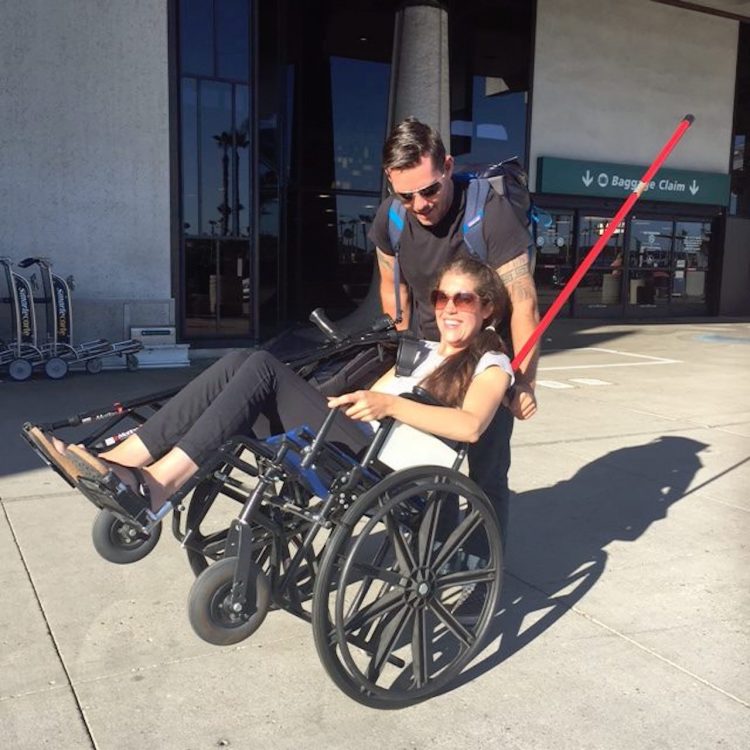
536, 380, 575, 389
539, 347, 680, 372
569, 378, 611, 386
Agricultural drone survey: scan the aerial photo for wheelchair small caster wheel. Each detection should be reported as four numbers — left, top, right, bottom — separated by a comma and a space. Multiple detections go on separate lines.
9, 358, 33, 381
85, 358, 103, 375
126, 354, 139, 372
44, 357, 69, 380
91, 509, 162, 564
188, 557, 271, 646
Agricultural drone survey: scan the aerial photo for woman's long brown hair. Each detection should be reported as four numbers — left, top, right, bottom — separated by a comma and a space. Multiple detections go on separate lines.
418, 256, 509, 407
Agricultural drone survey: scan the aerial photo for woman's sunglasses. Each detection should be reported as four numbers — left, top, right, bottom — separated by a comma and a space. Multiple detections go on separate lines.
389, 174, 444, 204
430, 289, 483, 311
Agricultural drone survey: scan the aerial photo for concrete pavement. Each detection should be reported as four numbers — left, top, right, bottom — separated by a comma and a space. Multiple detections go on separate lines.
1, 318, 748, 749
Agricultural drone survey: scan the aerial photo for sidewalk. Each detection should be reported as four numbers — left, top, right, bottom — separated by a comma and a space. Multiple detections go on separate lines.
1, 318, 749, 749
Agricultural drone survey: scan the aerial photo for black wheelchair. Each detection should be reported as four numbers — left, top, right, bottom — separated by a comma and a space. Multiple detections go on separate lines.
23, 312, 504, 708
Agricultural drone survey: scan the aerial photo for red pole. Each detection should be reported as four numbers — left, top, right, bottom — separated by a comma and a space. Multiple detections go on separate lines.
511, 114, 695, 372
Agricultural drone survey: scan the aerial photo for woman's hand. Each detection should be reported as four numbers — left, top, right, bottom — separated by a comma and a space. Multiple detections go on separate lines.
508, 383, 537, 420
327, 390, 395, 422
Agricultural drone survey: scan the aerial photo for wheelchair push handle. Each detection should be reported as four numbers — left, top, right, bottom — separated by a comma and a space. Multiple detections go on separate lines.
309, 308, 344, 343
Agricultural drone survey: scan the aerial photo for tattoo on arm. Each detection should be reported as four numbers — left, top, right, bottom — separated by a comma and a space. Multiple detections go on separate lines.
498, 254, 529, 285
499, 265, 529, 284
497, 255, 537, 305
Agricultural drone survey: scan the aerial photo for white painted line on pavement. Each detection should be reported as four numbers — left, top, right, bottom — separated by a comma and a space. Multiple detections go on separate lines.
539, 347, 680, 371
569, 378, 611, 386
537, 380, 575, 389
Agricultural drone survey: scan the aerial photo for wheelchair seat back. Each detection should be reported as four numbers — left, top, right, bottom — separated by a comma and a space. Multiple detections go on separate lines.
375, 421, 463, 473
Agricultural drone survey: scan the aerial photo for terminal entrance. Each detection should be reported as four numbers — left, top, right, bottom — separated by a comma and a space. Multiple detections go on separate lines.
532, 210, 713, 318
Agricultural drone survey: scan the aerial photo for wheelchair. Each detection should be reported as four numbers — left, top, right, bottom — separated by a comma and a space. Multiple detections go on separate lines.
22, 312, 504, 708
22, 308, 400, 565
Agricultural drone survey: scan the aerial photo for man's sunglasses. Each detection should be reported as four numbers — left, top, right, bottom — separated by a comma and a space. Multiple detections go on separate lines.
430, 289, 483, 311
389, 174, 444, 204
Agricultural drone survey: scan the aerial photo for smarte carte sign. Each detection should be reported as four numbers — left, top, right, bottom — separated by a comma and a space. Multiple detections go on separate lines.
537, 157, 729, 206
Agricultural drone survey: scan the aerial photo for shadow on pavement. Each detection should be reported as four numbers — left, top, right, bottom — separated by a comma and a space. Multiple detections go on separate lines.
449, 435, 708, 691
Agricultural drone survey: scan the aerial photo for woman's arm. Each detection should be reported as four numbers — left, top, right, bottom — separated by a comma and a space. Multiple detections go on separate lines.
369, 365, 396, 392
327, 366, 510, 443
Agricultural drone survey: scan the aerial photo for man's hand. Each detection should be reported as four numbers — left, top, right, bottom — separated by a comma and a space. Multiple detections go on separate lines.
508, 383, 537, 420
327, 391, 395, 422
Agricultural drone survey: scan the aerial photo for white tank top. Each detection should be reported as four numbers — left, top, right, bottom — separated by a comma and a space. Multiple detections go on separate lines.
373, 340, 514, 398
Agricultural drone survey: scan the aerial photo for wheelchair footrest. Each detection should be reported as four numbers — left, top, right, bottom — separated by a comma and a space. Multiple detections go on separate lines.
77, 474, 154, 532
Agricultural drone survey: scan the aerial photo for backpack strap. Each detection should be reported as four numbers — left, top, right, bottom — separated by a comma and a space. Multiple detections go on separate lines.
387, 199, 407, 324
395, 336, 429, 376
462, 178, 491, 262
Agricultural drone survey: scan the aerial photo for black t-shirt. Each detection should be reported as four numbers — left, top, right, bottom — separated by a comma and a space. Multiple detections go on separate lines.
369, 178, 529, 341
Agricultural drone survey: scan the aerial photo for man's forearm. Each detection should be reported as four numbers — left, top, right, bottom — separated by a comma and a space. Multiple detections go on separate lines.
379, 279, 410, 330
496, 255, 540, 385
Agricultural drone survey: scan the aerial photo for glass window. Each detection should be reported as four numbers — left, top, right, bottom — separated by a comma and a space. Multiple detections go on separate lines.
176, 1, 254, 340
180, 0, 214, 77
449, 2, 532, 167
330, 57, 390, 191
258, 190, 281, 332
729, 23, 749, 217
628, 219, 672, 269
627, 219, 673, 309
180, 78, 200, 235
199, 81, 234, 236
576, 216, 625, 309
533, 212, 574, 314
234, 84, 251, 236
451, 83, 527, 168
672, 220, 711, 305
333, 194, 379, 306
216, 0, 250, 80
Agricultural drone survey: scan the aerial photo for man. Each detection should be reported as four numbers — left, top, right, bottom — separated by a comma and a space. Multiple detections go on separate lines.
368, 117, 539, 544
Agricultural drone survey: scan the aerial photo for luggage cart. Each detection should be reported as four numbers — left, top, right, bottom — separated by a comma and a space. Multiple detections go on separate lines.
18, 257, 142, 379
0, 257, 45, 381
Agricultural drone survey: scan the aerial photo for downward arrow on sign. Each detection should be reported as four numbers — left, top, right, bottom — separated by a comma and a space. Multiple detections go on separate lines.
689, 179, 699, 195
582, 170, 593, 187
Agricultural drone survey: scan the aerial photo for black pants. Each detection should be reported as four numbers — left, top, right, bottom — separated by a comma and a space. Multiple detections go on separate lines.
468, 406, 514, 548
136, 350, 372, 466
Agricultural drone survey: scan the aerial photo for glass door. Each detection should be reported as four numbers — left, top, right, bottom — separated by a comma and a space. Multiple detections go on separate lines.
574, 215, 625, 315
671, 220, 711, 312
177, 1, 254, 341
626, 218, 673, 312
533, 212, 574, 315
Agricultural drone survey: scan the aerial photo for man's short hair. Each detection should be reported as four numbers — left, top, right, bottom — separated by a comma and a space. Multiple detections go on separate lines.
382, 117, 446, 172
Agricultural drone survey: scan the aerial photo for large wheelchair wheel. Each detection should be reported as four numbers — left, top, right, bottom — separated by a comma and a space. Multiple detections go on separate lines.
91, 508, 162, 564
312, 465, 503, 709
188, 557, 271, 646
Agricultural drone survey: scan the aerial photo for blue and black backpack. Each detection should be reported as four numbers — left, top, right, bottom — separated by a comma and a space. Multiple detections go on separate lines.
386, 157, 542, 324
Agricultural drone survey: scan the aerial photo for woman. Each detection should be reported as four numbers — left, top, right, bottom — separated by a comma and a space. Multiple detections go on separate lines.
32, 256, 513, 516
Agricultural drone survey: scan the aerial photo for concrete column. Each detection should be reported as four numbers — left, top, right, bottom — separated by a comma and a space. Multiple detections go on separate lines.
387, 0, 450, 138
338, 2, 450, 335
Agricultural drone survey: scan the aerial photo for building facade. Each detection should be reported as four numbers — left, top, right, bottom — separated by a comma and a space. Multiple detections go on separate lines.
1, 0, 748, 347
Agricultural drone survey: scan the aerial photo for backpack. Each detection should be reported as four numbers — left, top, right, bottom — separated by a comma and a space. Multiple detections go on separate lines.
386, 157, 541, 324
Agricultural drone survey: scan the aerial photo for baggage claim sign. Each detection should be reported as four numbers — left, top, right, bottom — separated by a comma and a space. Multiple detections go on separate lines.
537, 157, 730, 205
